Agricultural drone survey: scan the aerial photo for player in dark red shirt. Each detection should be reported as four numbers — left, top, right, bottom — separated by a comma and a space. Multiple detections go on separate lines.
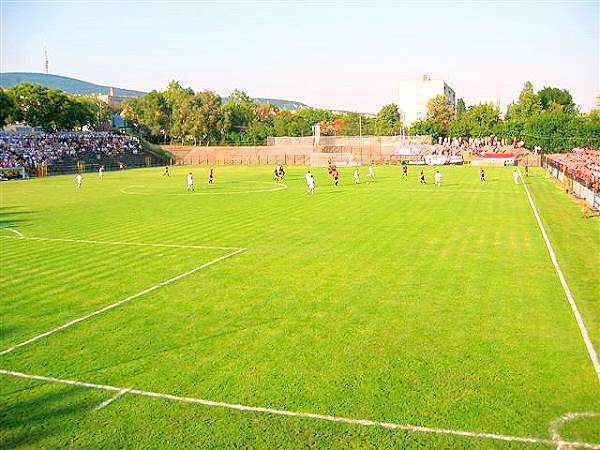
208, 168, 214, 184
402, 164, 408, 178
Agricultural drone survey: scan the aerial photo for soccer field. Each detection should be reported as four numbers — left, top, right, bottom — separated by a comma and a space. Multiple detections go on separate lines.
1, 165, 599, 449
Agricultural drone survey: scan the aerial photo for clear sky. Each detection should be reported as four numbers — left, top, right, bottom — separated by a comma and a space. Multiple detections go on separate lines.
1, 0, 598, 113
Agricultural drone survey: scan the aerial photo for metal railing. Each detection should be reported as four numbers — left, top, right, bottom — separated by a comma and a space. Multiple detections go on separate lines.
542, 156, 600, 209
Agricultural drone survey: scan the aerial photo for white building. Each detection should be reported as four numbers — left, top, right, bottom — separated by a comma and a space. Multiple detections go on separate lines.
592, 91, 600, 111
398, 74, 456, 126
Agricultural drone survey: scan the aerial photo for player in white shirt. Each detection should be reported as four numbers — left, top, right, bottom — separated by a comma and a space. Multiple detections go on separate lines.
367, 164, 375, 179
434, 170, 442, 187
353, 168, 360, 184
305, 171, 315, 194
513, 170, 520, 184
187, 172, 194, 191
75, 174, 83, 189
98, 165, 104, 179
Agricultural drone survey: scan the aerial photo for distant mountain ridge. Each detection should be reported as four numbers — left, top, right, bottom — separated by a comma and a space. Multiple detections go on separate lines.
0, 72, 309, 111
0, 72, 145, 98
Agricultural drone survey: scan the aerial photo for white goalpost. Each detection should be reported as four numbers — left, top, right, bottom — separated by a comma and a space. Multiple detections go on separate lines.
310, 153, 353, 167
0, 166, 27, 180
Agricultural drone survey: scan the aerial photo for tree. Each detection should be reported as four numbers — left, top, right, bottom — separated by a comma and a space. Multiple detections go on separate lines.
538, 86, 576, 114
449, 104, 500, 137
426, 95, 455, 133
223, 89, 258, 133
7, 83, 98, 131
164, 80, 194, 143
506, 81, 542, 120
340, 112, 375, 136
188, 90, 226, 146
60, 97, 98, 130
375, 103, 402, 135
245, 120, 273, 145
8, 83, 49, 128
408, 119, 442, 140
124, 91, 170, 140
270, 109, 332, 137
320, 118, 346, 136
0, 88, 15, 125
456, 98, 467, 119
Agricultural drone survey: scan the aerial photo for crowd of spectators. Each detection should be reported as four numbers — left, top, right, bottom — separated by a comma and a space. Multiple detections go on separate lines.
548, 147, 600, 192
0, 132, 144, 170
392, 144, 428, 156
433, 136, 525, 156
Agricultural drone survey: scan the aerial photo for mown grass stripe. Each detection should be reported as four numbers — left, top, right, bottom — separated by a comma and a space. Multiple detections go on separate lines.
1, 369, 598, 449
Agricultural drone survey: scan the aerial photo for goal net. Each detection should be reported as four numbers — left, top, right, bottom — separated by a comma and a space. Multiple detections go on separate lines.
0, 166, 27, 180
310, 153, 352, 167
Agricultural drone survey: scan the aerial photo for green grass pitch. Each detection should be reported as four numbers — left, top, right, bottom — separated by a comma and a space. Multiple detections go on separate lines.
1, 164, 598, 449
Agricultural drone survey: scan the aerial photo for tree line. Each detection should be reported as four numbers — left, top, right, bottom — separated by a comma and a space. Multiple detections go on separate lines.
0, 83, 112, 132
408, 82, 600, 152
2, 79, 598, 153
121, 81, 403, 146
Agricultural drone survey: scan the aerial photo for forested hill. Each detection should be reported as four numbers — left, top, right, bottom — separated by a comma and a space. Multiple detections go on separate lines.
0, 72, 309, 110
0, 72, 144, 97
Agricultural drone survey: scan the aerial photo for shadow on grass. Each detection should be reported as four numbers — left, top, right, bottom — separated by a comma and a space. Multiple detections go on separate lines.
0, 206, 35, 232
0, 383, 94, 449
79, 306, 282, 378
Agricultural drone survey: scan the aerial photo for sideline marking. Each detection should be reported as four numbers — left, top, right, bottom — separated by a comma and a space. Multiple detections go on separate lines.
0, 235, 240, 251
519, 171, 600, 382
1, 369, 598, 449
549, 412, 600, 450
2, 228, 24, 239
0, 248, 245, 356
121, 181, 287, 196
94, 388, 130, 411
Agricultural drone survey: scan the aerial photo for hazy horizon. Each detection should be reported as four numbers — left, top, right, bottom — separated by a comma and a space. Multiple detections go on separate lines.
1, 1, 598, 113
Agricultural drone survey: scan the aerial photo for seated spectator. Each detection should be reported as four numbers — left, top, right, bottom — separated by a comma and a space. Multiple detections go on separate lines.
548, 147, 600, 193
0, 131, 145, 172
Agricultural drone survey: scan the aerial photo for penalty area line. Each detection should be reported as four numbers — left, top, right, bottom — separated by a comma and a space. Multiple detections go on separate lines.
0, 248, 245, 357
1, 228, 25, 239
519, 171, 600, 382
549, 412, 600, 450
0, 369, 599, 449
94, 388, 130, 411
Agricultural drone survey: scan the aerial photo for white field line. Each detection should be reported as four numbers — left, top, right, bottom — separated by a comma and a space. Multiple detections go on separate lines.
0, 248, 245, 356
519, 171, 600, 382
0, 235, 241, 251
549, 412, 600, 450
1, 369, 599, 449
94, 388, 130, 411
2, 228, 25, 239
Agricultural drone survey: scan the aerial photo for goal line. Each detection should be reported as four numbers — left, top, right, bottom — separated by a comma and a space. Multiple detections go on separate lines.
1, 369, 598, 449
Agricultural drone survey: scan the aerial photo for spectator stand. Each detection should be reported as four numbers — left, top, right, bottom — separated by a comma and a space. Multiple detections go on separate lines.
543, 148, 600, 211
0, 132, 169, 177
